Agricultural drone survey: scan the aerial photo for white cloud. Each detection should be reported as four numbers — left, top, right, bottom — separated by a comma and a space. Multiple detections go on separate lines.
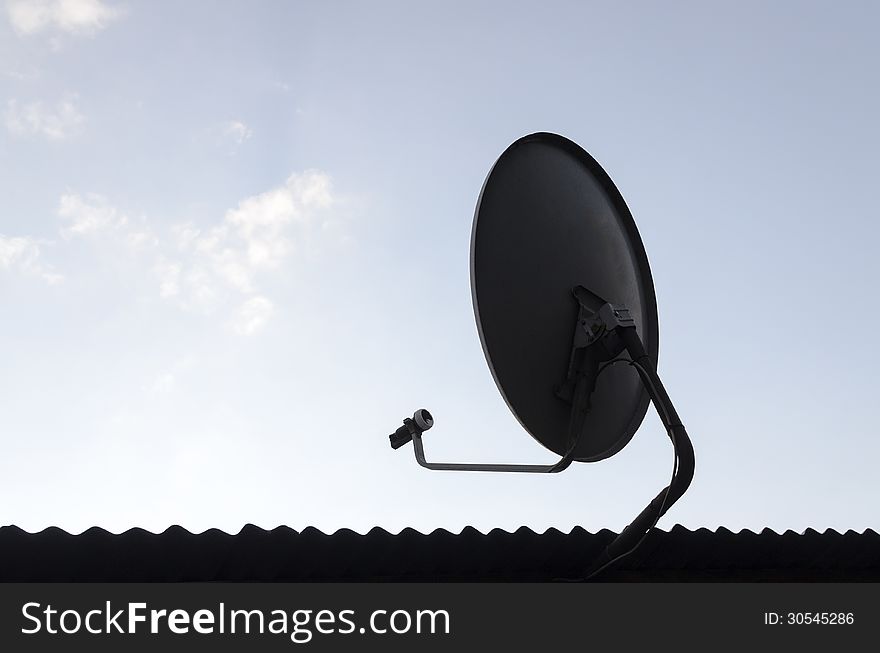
5, 97, 84, 140
3, 67, 39, 81
222, 120, 252, 146
125, 229, 159, 249
233, 295, 274, 335
167, 170, 336, 312
56, 170, 345, 335
149, 371, 176, 394
145, 354, 196, 395
0, 234, 62, 284
155, 259, 181, 298
58, 192, 124, 235
6, 0, 121, 37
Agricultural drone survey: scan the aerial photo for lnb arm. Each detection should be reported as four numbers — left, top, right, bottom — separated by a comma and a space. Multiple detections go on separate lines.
388, 404, 583, 474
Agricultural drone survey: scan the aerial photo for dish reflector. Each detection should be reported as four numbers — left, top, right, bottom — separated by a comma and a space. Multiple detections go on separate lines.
470, 132, 658, 461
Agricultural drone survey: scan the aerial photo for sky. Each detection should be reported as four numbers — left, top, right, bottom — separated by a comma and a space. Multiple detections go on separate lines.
1, 0, 878, 535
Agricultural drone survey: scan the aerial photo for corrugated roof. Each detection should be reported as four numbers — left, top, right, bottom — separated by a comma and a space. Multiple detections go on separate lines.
1, 524, 877, 581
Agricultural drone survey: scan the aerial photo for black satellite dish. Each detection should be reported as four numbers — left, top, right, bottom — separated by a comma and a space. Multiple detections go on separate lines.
472, 132, 658, 462
388, 132, 695, 576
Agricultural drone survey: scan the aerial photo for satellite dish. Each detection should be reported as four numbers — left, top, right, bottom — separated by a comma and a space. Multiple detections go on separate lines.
471, 132, 657, 461
387, 132, 695, 577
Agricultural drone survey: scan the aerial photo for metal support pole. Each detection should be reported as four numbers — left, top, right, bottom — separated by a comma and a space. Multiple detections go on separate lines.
583, 325, 695, 577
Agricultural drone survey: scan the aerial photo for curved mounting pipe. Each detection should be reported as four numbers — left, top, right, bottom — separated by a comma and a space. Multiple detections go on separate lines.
583, 326, 695, 577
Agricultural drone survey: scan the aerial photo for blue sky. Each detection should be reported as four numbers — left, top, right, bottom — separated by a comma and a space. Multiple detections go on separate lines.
1, 0, 878, 534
